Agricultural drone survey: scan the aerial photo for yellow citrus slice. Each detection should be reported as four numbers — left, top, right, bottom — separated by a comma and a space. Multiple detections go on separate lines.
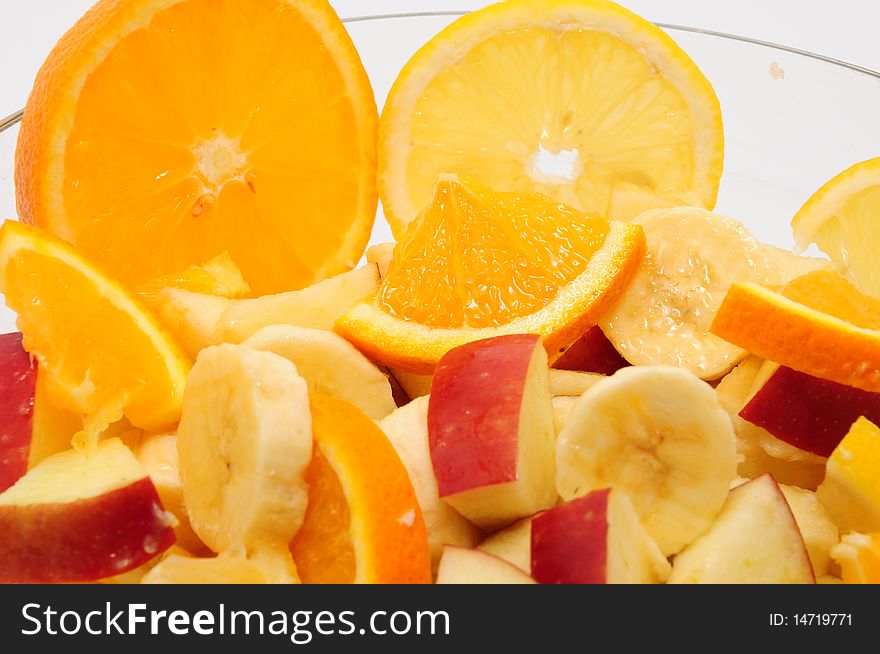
290, 394, 432, 583
0, 220, 190, 434
832, 533, 880, 584
336, 175, 645, 373
378, 0, 723, 236
711, 269, 880, 392
791, 157, 880, 297
15, 0, 377, 295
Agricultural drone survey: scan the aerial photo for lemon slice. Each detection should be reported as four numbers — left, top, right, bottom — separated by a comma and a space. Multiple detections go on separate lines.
378, 0, 724, 236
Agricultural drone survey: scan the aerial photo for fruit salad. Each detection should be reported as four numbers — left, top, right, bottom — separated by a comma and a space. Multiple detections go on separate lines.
1, 0, 880, 585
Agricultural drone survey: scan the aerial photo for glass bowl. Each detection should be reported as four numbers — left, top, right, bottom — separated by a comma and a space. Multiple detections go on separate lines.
2, 11, 880, 335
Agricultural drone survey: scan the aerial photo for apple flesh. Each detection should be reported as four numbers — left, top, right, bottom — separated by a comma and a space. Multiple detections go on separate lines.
377, 396, 482, 571
779, 485, 839, 578
552, 326, 628, 375
531, 488, 669, 584
0, 438, 175, 582
436, 546, 536, 584
740, 365, 880, 457
0, 332, 36, 492
477, 517, 533, 574
669, 474, 815, 584
428, 334, 556, 530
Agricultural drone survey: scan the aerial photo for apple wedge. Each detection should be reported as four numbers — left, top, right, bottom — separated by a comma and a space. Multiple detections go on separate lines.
154, 288, 229, 358
531, 488, 670, 584
547, 369, 603, 397
477, 517, 533, 574
0, 438, 175, 582
436, 546, 536, 584
551, 325, 628, 376
669, 474, 815, 584
428, 334, 557, 530
779, 485, 839, 578
137, 432, 205, 554
740, 365, 880, 458
377, 396, 482, 570
0, 332, 36, 492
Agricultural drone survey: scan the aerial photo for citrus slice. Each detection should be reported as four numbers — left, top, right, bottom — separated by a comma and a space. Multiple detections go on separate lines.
336, 175, 645, 374
791, 157, 880, 297
15, 0, 377, 295
290, 394, 431, 584
0, 220, 190, 434
711, 269, 880, 393
135, 252, 250, 306
378, 0, 723, 236
817, 416, 880, 534
831, 533, 880, 584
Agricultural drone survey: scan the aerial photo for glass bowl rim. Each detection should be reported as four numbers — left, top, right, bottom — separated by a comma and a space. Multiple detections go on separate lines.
3, 9, 880, 132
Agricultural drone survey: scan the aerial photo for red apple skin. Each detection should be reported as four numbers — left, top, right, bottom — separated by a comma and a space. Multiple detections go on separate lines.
531, 488, 610, 584
739, 366, 880, 457
0, 477, 176, 583
428, 334, 539, 497
0, 333, 36, 493
552, 326, 628, 376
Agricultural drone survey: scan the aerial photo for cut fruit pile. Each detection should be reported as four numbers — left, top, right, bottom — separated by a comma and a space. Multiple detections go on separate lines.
1, 0, 880, 585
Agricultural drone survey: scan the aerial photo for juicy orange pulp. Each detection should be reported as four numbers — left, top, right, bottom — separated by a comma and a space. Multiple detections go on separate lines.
289, 446, 357, 583
783, 269, 880, 330
379, 176, 610, 328
289, 395, 431, 584
20, 0, 376, 295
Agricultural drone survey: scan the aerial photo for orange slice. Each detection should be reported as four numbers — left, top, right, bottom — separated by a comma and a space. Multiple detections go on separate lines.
336, 175, 646, 374
791, 157, 880, 297
832, 533, 880, 584
0, 220, 190, 434
378, 0, 723, 236
135, 252, 251, 306
290, 394, 431, 584
711, 269, 880, 392
15, 0, 377, 295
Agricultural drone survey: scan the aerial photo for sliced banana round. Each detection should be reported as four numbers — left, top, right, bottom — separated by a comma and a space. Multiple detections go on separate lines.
242, 325, 395, 420
556, 365, 737, 556
177, 343, 313, 553
599, 207, 777, 379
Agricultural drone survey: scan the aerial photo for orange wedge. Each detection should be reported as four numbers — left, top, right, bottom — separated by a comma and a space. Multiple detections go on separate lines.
336, 175, 646, 374
711, 269, 880, 392
0, 220, 190, 434
135, 252, 251, 306
378, 0, 723, 236
15, 0, 377, 295
290, 394, 431, 584
832, 533, 880, 584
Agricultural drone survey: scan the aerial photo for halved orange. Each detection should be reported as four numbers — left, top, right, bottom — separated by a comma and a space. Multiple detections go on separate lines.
15, 0, 377, 295
336, 175, 646, 374
711, 269, 880, 392
290, 394, 431, 584
0, 220, 190, 435
378, 0, 723, 236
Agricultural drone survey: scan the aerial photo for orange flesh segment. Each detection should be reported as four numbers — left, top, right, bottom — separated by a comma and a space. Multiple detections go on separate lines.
379, 176, 610, 328
289, 446, 356, 584
61, 0, 368, 294
782, 269, 880, 330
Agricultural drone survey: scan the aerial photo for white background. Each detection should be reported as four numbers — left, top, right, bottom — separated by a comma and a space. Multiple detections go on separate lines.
2, 0, 880, 118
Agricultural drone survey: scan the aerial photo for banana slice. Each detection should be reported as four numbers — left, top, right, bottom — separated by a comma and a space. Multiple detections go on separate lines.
177, 344, 312, 553
243, 325, 396, 420
556, 365, 737, 556
600, 207, 785, 379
